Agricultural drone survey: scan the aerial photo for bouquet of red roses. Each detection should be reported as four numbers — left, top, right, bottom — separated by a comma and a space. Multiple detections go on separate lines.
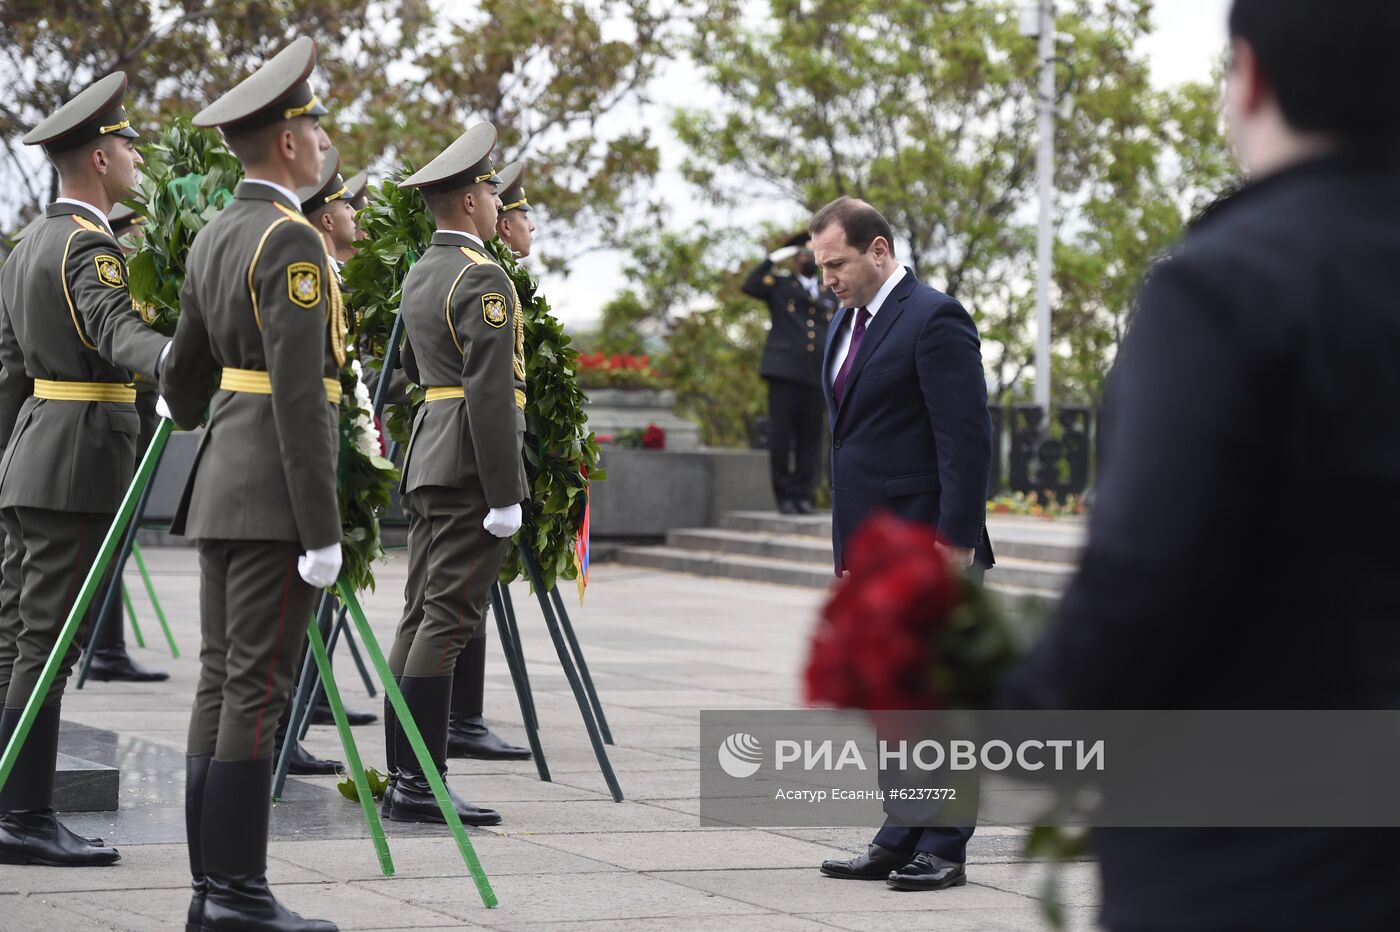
805, 511, 1022, 711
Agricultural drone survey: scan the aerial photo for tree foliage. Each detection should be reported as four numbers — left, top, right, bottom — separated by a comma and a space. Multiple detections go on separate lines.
674, 0, 1237, 404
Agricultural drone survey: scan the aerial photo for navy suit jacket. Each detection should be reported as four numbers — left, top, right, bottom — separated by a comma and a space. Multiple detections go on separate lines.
823, 267, 993, 573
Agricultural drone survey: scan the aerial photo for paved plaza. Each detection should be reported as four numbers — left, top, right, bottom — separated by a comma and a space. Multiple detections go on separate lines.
1, 545, 1100, 930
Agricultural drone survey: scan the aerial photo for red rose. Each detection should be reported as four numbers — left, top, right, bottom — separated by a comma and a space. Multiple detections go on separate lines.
642, 424, 666, 449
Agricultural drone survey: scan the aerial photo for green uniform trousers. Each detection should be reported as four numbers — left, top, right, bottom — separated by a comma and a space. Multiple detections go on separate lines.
0, 507, 113, 708
188, 540, 319, 761
389, 486, 509, 679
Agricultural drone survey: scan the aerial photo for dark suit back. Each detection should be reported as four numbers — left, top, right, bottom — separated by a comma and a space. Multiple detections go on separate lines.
1001, 148, 1400, 930
822, 267, 992, 571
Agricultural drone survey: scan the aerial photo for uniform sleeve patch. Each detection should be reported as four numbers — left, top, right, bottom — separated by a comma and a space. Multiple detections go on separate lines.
287, 262, 322, 309
482, 292, 508, 328
94, 254, 125, 289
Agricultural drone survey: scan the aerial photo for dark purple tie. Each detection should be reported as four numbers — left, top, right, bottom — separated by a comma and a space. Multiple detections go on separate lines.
832, 307, 870, 408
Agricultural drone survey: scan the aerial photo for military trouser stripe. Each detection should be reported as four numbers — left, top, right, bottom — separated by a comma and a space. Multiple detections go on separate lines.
249, 551, 297, 757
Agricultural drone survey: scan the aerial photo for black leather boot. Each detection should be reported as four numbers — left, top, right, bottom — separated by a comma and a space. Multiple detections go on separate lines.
381, 674, 501, 826
0, 705, 120, 866
380, 680, 399, 818
309, 692, 376, 727
185, 753, 212, 932
447, 636, 530, 761
273, 701, 340, 776
199, 757, 337, 931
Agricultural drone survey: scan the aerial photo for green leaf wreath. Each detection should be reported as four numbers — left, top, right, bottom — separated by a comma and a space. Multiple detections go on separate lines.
125, 117, 399, 593
342, 175, 603, 594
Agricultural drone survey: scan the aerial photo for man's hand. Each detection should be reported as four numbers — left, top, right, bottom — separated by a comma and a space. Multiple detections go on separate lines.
937, 542, 975, 570
155, 395, 172, 420
768, 245, 800, 263
298, 543, 342, 589
483, 502, 523, 539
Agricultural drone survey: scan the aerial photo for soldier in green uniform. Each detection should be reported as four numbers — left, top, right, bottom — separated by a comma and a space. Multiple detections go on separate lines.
160, 36, 339, 932
444, 158, 532, 762
82, 201, 172, 684
300, 149, 360, 270
380, 122, 525, 825
0, 73, 170, 867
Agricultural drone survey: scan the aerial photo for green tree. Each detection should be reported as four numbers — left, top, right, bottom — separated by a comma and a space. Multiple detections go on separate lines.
674, 0, 1236, 404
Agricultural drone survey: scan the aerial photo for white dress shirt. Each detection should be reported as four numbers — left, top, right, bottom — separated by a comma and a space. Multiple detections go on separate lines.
796, 273, 819, 300
242, 178, 301, 207
828, 264, 907, 388
54, 197, 113, 235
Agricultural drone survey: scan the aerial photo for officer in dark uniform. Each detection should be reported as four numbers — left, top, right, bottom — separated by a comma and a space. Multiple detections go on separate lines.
161, 36, 339, 932
82, 201, 171, 684
444, 158, 532, 762
381, 122, 524, 826
0, 72, 170, 868
742, 232, 838, 514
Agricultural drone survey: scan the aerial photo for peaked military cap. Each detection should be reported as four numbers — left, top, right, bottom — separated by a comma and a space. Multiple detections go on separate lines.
23, 72, 139, 152
496, 161, 529, 213
401, 123, 499, 193
344, 170, 369, 208
784, 230, 812, 249
109, 202, 145, 237
298, 146, 347, 214
193, 36, 328, 131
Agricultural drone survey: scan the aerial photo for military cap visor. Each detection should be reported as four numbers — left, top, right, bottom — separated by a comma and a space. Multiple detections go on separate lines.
495, 160, 530, 212
784, 231, 813, 249
109, 202, 145, 235
24, 72, 139, 152
299, 147, 347, 213
401, 122, 498, 193
193, 36, 328, 131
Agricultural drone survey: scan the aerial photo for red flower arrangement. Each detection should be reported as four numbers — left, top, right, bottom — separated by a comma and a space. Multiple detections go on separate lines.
805, 512, 1021, 712
641, 424, 666, 450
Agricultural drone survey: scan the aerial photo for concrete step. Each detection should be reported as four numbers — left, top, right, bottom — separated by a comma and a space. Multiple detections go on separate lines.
615, 546, 836, 589
721, 510, 831, 539
990, 556, 1076, 592
668, 527, 833, 565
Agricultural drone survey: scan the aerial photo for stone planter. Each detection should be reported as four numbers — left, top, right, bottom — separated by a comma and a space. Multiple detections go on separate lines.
588, 447, 772, 537
582, 387, 701, 450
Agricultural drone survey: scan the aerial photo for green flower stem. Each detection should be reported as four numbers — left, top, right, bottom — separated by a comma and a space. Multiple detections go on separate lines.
336, 579, 498, 908
132, 541, 178, 658
305, 615, 394, 877
0, 418, 171, 795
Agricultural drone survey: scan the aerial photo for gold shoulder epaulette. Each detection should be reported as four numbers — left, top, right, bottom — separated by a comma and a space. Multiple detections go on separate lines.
272, 202, 316, 229
459, 246, 497, 267
71, 215, 107, 236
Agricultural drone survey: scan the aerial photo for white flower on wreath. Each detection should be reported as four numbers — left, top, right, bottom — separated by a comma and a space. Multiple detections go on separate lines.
349, 358, 383, 459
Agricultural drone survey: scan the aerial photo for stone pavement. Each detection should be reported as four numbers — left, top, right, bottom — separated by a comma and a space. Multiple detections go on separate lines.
1, 547, 1101, 930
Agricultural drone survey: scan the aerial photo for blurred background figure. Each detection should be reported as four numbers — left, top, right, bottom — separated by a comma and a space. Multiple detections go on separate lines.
742, 232, 838, 514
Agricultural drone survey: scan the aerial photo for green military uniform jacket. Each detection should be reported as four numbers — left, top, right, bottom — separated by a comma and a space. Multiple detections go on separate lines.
0, 202, 168, 513
161, 182, 343, 550
399, 230, 527, 509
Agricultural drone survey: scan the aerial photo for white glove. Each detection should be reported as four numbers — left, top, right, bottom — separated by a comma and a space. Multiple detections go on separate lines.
298, 543, 343, 589
483, 503, 523, 539
768, 245, 800, 263
155, 395, 172, 420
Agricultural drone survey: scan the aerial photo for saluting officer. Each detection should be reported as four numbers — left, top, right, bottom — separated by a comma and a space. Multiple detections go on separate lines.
742, 232, 839, 514
381, 123, 525, 826
160, 36, 339, 932
444, 158, 533, 762
0, 73, 170, 868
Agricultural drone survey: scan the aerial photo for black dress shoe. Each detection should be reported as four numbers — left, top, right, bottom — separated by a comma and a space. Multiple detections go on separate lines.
309, 701, 377, 728
0, 810, 120, 866
86, 649, 170, 683
447, 715, 531, 761
793, 499, 814, 515
280, 742, 341, 776
886, 852, 967, 891
819, 844, 907, 880
777, 499, 799, 515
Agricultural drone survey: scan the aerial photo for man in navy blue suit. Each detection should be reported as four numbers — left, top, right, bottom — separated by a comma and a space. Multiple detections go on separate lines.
809, 196, 993, 891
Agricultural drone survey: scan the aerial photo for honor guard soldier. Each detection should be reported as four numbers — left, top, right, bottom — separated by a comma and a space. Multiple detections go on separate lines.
742, 232, 839, 514
300, 149, 359, 269
0, 72, 170, 867
382, 122, 525, 825
160, 36, 339, 932
443, 158, 534, 762
81, 201, 171, 684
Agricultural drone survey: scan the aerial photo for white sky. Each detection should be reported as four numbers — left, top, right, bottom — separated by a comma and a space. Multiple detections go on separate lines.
537, 0, 1234, 330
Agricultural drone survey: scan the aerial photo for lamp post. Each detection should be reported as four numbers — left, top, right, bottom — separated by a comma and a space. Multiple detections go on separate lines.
1022, 0, 1056, 412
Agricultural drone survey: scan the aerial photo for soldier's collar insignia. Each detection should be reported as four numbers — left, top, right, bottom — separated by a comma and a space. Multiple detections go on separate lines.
94, 254, 124, 289
287, 261, 322, 309
482, 292, 508, 328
